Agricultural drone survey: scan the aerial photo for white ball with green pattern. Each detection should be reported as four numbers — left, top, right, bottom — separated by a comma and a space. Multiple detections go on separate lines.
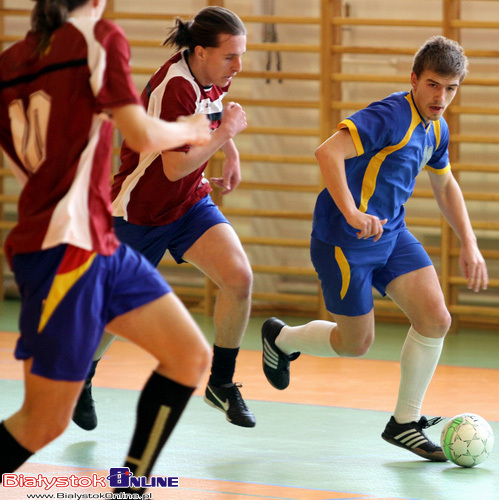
441, 413, 494, 467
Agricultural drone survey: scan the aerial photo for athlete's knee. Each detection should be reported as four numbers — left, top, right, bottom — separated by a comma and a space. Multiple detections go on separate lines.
193, 340, 212, 378
333, 329, 374, 357
26, 414, 71, 451
413, 307, 451, 337
172, 338, 211, 383
220, 259, 253, 298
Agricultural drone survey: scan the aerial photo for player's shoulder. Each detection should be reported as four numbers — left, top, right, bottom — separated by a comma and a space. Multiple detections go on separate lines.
69, 17, 126, 46
369, 91, 410, 113
94, 18, 128, 43
161, 53, 199, 95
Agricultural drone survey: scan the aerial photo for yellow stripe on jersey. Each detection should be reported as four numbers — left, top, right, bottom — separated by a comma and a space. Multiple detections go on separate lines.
433, 118, 441, 149
358, 95, 421, 213
425, 163, 451, 175
38, 251, 97, 333
334, 246, 351, 300
339, 119, 364, 156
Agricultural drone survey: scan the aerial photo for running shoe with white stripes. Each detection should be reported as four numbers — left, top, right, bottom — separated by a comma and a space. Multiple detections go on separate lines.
261, 317, 300, 390
204, 382, 256, 428
381, 416, 447, 461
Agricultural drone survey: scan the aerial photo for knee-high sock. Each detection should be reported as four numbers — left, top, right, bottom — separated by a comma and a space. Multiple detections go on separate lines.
276, 320, 337, 357
114, 372, 194, 494
208, 345, 239, 386
394, 327, 444, 424
0, 422, 33, 479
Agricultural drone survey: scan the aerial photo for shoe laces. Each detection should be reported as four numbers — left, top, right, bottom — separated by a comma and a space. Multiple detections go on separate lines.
228, 383, 249, 410
420, 416, 444, 429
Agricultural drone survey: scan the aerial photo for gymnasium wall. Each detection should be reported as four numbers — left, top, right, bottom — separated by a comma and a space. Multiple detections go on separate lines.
1, 0, 498, 329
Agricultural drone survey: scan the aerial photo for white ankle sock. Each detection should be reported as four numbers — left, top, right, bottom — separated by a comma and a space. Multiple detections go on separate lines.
276, 320, 337, 357
393, 327, 444, 424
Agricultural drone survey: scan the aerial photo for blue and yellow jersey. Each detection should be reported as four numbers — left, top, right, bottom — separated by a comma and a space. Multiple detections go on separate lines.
312, 91, 451, 247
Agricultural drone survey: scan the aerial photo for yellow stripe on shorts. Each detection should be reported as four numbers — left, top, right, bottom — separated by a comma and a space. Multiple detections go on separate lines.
38, 251, 97, 333
334, 247, 351, 300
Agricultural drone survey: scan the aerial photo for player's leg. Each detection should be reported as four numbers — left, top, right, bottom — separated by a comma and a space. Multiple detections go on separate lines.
262, 237, 377, 389
182, 220, 254, 427
72, 218, 172, 430
379, 232, 450, 461
106, 292, 210, 494
72, 332, 115, 430
0, 359, 83, 477
1, 245, 106, 476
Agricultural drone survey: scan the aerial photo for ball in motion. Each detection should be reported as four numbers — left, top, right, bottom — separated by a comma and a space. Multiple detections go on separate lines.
441, 413, 494, 467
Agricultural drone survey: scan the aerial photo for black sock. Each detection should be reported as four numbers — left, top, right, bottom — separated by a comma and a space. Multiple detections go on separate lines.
0, 422, 33, 480
208, 345, 239, 386
85, 359, 99, 387
114, 372, 194, 494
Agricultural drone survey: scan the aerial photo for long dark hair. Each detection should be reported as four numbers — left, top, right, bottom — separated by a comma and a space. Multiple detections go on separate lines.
31, 0, 88, 54
163, 6, 246, 52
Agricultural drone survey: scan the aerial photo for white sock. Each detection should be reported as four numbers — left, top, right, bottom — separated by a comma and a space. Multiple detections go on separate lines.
93, 331, 116, 360
276, 320, 337, 357
393, 327, 444, 424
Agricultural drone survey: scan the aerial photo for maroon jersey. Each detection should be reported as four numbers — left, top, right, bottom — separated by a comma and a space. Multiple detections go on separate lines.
111, 50, 228, 225
0, 18, 140, 266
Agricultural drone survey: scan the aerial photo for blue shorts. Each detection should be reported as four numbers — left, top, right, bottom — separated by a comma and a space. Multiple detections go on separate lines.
310, 229, 433, 317
12, 244, 171, 381
114, 194, 229, 266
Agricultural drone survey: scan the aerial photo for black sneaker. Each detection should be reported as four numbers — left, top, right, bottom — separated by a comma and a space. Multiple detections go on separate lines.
72, 360, 99, 431
381, 416, 447, 461
261, 317, 300, 390
72, 383, 97, 431
204, 383, 256, 428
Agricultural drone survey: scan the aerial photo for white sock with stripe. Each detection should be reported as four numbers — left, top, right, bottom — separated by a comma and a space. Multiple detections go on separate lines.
276, 320, 337, 357
393, 327, 444, 424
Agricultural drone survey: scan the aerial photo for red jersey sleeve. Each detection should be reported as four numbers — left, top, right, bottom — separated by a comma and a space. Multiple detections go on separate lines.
93, 20, 140, 112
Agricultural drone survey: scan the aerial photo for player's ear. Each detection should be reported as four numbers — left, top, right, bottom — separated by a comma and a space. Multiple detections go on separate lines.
194, 45, 206, 60
410, 71, 418, 90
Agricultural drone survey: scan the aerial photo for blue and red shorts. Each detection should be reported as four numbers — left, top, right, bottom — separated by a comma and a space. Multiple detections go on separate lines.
12, 243, 170, 381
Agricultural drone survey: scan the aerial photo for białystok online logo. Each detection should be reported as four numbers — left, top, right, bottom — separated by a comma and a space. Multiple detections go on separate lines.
107, 468, 179, 489
2, 468, 179, 490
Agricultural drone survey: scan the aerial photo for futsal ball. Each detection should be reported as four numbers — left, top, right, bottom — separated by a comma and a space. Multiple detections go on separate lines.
440, 413, 494, 467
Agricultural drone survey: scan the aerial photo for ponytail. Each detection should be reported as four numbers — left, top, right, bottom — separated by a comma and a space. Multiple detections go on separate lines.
163, 18, 193, 52
30, 0, 87, 54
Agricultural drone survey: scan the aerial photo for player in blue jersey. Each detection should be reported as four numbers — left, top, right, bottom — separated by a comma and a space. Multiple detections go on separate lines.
261, 36, 488, 461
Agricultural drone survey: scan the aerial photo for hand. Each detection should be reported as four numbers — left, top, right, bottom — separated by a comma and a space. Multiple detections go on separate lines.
210, 156, 241, 194
460, 244, 488, 292
177, 114, 211, 146
219, 102, 247, 138
346, 210, 388, 242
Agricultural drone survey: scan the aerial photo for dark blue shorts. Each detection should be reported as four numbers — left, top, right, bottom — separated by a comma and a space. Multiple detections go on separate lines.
114, 194, 229, 266
12, 244, 170, 381
310, 229, 433, 317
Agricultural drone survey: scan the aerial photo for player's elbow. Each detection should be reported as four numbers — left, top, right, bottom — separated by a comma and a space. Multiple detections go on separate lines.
125, 129, 158, 154
162, 165, 184, 182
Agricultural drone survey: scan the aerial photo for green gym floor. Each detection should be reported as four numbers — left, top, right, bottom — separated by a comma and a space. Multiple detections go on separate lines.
0, 298, 498, 500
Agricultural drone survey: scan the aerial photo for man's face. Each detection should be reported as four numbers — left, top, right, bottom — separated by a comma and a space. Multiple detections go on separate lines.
194, 34, 246, 88
410, 69, 460, 121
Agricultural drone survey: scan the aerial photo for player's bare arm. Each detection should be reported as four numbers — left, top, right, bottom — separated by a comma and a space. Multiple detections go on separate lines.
111, 104, 210, 153
210, 139, 241, 194
315, 129, 387, 242
162, 102, 247, 182
429, 169, 488, 291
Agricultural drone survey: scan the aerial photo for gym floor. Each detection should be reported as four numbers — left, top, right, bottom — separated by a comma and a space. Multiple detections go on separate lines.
0, 298, 498, 500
